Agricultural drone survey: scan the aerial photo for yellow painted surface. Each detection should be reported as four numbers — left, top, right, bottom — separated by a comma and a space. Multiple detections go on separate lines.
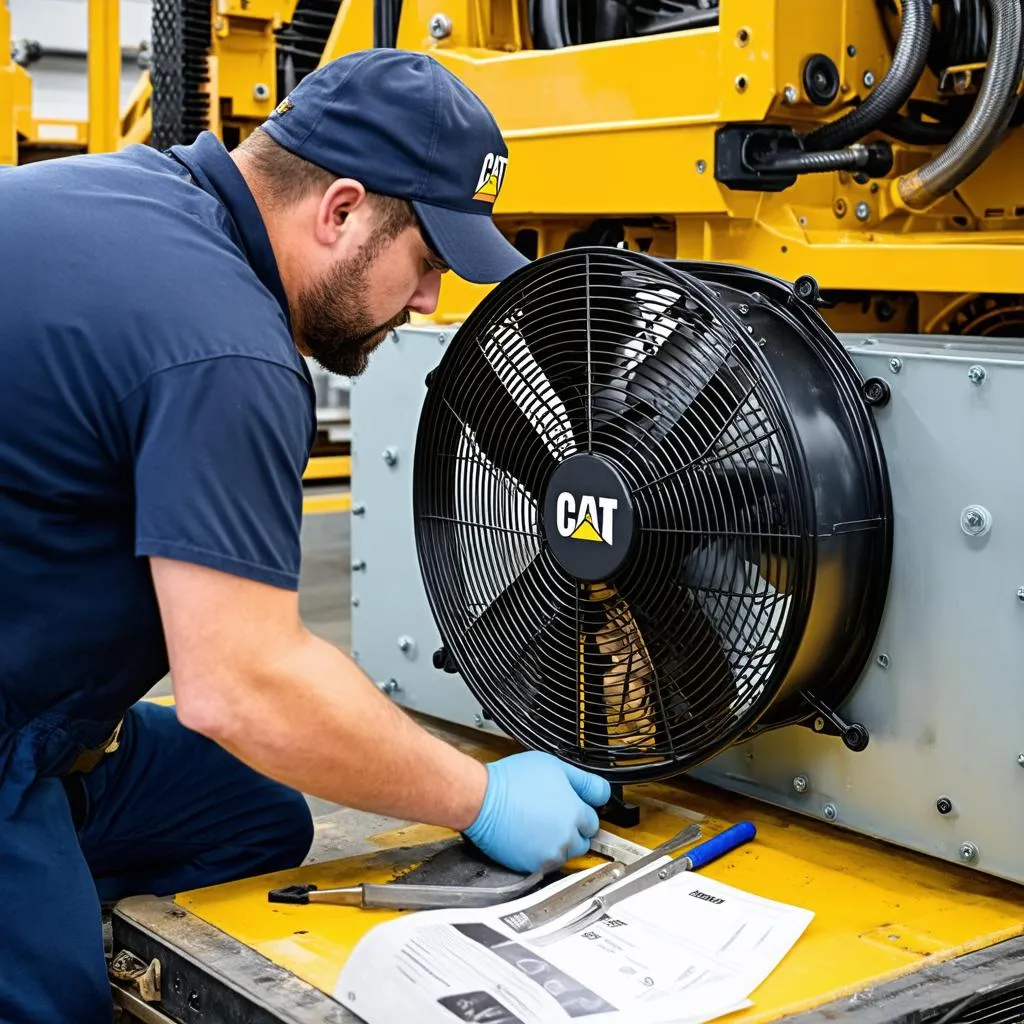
177, 769, 1024, 1020
302, 491, 352, 516
302, 456, 352, 481
87, 0, 121, 154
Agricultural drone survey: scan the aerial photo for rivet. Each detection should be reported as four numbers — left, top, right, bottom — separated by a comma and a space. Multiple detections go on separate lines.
792, 774, 809, 794
889, 357, 903, 373
696, 159, 707, 174
960, 504, 992, 537
823, 803, 838, 821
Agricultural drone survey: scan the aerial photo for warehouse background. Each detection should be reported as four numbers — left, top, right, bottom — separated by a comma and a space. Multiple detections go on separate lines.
9, 0, 151, 122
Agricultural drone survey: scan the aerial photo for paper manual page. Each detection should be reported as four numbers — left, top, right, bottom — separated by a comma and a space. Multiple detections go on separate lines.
333, 857, 814, 1024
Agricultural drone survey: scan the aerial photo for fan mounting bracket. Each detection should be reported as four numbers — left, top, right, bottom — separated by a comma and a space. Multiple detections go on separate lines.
597, 784, 641, 829
801, 691, 870, 752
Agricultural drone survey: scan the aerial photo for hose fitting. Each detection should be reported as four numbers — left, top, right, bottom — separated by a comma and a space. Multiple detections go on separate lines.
895, 0, 1023, 211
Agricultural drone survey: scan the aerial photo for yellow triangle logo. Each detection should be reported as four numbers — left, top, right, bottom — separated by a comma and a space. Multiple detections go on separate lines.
570, 512, 604, 543
473, 173, 499, 203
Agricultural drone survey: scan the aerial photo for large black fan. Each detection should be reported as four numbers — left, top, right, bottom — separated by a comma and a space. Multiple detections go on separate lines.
413, 248, 891, 782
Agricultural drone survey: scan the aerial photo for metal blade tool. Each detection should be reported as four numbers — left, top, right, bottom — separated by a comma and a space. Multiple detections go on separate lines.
529, 820, 757, 946
498, 822, 702, 934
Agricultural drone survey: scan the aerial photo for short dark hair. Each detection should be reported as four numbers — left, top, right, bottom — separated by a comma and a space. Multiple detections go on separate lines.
236, 127, 417, 241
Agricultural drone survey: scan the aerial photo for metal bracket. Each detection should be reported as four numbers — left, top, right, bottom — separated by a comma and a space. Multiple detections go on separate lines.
802, 691, 870, 752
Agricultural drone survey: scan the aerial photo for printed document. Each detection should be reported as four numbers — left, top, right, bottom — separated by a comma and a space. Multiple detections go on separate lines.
333, 860, 814, 1024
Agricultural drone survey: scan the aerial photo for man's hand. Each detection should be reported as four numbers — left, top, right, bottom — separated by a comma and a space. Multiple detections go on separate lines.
464, 752, 611, 873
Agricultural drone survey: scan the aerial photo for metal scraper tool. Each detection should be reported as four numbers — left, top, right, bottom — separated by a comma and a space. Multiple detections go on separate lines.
498, 821, 702, 934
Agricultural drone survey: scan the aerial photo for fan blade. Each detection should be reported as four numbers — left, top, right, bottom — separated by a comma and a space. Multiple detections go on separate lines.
679, 539, 790, 718
456, 551, 585, 755
442, 330, 565, 500
604, 533, 739, 759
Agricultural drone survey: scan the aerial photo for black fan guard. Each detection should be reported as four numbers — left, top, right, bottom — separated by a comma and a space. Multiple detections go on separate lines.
413, 247, 892, 782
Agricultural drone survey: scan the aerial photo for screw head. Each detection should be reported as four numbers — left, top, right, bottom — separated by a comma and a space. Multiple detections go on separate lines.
960, 504, 992, 537
823, 803, 838, 821
968, 364, 987, 385
1017, 588, 1024, 603
889, 357, 903, 373
876, 653, 890, 669
936, 796, 953, 815
398, 635, 415, 655
847, 44, 857, 56
351, 559, 366, 571
813, 716, 826, 732
696, 159, 707, 174
863, 70, 875, 87
352, 502, 366, 516
429, 12, 452, 38
855, 202, 870, 221
382, 447, 399, 467
378, 679, 400, 695
784, 85, 798, 104
351, 596, 360, 607
473, 713, 484, 726
1017, 753, 1024, 766
959, 842, 978, 863
792, 774, 809, 794
437, 332, 447, 344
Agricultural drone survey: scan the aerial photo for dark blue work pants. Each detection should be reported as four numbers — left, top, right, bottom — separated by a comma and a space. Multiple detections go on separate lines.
0, 700, 314, 1023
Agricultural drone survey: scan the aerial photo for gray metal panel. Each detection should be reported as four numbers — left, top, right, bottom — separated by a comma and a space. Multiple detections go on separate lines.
352, 324, 1024, 884
350, 326, 496, 733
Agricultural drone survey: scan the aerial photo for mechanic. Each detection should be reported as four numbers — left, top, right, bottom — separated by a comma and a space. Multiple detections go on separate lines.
0, 49, 611, 1023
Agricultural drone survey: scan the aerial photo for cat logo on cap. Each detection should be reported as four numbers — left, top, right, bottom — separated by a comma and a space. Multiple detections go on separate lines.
473, 152, 508, 204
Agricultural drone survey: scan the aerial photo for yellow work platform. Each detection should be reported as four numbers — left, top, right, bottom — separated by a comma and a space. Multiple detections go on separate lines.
110, 721, 1024, 1023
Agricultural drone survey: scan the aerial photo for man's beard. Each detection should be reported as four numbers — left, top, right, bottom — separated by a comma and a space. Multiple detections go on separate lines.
292, 244, 411, 377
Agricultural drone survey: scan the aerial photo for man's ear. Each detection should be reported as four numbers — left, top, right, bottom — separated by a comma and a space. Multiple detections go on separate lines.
315, 178, 367, 247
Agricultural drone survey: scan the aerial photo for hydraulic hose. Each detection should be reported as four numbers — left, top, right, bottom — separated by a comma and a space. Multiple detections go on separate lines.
760, 144, 886, 174
896, 0, 1024, 209
805, 0, 934, 152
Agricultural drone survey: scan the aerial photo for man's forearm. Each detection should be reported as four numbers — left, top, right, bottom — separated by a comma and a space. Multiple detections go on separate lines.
180, 628, 489, 831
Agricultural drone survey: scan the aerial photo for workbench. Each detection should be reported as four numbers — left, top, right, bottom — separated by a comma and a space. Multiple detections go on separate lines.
110, 716, 1024, 1024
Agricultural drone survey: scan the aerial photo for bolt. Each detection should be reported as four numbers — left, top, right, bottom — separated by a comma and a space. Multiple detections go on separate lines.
378, 679, 400, 695
863, 70, 875, 87
968, 364, 987, 385
792, 774, 809, 794
696, 159, 707, 174
382, 447, 398, 467
813, 717, 826, 732
847, 44, 857, 56
889, 357, 903, 373
253, 82, 270, 101
784, 85, 798, 104
823, 803, 838, 821
351, 596, 360, 607
429, 12, 452, 38
1017, 587, 1024, 603
352, 559, 366, 571
736, 304, 749, 315
658, 868, 669, 880
960, 504, 992, 537
876, 653, 890, 669
936, 796, 953, 815
437, 332, 447, 344
856, 202, 870, 221
1017, 753, 1024, 765
398, 635, 415, 655
352, 503, 366, 516
959, 842, 978, 863
473, 713, 484, 726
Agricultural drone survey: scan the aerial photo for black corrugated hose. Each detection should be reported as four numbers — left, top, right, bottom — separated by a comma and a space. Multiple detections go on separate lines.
804, 0, 933, 152
897, 0, 1024, 208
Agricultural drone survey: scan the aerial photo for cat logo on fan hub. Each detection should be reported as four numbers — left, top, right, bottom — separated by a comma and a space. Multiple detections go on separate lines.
556, 493, 619, 546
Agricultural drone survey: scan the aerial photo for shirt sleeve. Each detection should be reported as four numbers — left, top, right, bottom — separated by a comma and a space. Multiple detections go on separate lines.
122, 355, 314, 591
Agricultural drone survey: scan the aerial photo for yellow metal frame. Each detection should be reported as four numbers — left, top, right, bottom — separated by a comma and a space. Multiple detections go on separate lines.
319, 0, 1024, 332
173, 726, 1024, 1022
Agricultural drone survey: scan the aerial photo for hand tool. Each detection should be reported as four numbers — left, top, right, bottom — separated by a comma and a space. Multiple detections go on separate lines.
498, 822, 702, 934
268, 869, 547, 911
528, 820, 757, 946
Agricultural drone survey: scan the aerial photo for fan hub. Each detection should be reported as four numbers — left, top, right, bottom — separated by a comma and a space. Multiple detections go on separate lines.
542, 454, 636, 582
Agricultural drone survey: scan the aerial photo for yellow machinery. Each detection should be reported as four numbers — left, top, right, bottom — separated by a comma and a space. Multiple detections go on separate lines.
9, 1, 1024, 341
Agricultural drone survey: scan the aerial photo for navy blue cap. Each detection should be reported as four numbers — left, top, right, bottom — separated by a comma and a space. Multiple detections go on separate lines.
258, 48, 529, 285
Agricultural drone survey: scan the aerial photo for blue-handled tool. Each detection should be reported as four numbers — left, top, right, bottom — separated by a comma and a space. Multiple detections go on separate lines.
530, 821, 757, 946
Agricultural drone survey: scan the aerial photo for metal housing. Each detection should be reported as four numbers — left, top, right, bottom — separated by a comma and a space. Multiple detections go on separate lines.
350, 323, 1024, 884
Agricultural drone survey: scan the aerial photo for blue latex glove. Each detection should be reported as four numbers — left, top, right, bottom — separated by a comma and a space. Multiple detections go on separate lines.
463, 751, 612, 874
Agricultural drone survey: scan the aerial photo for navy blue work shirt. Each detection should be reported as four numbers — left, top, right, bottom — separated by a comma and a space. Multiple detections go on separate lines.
0, 132, 316, 775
